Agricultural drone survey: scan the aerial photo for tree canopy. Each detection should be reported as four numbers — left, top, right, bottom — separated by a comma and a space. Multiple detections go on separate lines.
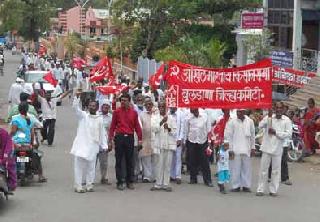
111, 0, 262, 67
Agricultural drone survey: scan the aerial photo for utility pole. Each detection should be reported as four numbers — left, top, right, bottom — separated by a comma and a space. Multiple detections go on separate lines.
74, 0, 90, 39
107, 0, 113, 39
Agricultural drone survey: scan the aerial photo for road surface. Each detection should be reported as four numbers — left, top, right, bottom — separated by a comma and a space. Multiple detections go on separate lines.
0, 52, 319, 222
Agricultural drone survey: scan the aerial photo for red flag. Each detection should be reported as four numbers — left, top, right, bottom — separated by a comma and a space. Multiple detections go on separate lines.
149, 64, 165, 90
89, 57, 114, 82
43, 71, 58, 87
96, 83, 129, 95
96, 85, 117, 95
72, 57, 87, 69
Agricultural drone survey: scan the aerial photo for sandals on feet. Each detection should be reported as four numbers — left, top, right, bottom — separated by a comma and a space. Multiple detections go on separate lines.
38, 177, 47, 183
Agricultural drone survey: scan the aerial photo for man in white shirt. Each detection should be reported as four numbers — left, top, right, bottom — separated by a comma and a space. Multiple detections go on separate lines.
151, 101, 177, 192
224, 109, 255, 192
39, 91, 70, 146
97, 100, 112, 185
52, 62, 64, 81
70, 95, 107, 193
256, 102, 292, 197
8, 78, 25, 106
170, 108, 184, 184
185, 108, 213, 187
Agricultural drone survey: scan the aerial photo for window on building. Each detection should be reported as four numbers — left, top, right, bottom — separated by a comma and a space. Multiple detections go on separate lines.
90, 27, 96, 34
268, 0, 294, 9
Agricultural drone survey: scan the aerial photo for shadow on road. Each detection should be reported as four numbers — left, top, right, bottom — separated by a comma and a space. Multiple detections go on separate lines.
0, 196, 18, 216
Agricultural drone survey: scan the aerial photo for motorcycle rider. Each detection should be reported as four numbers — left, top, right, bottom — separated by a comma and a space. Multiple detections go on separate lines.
10, 102, 47, 183
7, 92, 37, 122
0, 127, 17, 192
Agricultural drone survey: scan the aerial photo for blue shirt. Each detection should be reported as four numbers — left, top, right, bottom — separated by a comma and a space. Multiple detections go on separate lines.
11, 115, 34, 144
217, 146, 230, 172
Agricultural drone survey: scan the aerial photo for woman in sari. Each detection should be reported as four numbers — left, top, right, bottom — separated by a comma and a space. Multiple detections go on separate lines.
303, 98, 320, 155
0, 127, 17, 191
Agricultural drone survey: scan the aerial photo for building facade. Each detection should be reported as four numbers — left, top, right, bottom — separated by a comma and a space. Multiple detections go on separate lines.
84, 7, 111, 40
57, 6, 110, 40
266, 0, 320, 73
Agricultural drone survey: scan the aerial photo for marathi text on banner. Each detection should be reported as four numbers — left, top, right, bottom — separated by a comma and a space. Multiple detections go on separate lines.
273, 66, 316, 88
164, 59, 273, 109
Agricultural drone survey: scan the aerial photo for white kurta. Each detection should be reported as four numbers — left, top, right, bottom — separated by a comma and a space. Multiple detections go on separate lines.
170, 109, 185, 179
154, 114, 177, 188
257, 115, 292, 194
8, 83, 24, 105
140, 111, 161, 181
70, 97, 107, 188
70, 97, 107, 161
224, 116, 255, 189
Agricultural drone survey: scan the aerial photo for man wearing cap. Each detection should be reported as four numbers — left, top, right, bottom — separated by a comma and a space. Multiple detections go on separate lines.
8, 78, 25, 106
224, 109, 255, 192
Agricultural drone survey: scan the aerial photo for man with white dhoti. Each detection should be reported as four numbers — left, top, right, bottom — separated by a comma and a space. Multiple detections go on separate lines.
97, 100, 112, 185
151, 102, 177, 191
70, 94, 107, 193
170, 107, 184, 185
256, 102, 292, 197
139, 98, 159, 183
224, 109, 255, 192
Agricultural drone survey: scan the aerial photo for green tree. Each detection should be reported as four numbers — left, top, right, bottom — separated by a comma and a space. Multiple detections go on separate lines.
65, 33, 81, 58
112, 0, 198, 61
0, 0, 24, 33
155, 36, 226, 67
243, 29, 273, 63
0, 0, 54, 42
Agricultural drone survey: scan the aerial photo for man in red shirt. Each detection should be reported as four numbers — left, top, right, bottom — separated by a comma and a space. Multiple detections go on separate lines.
108, 93, 142, 190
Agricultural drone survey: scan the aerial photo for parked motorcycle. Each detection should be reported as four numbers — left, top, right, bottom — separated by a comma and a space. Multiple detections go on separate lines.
288, 124, 304, 162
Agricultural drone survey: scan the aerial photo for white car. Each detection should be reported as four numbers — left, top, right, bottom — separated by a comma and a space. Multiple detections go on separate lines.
24, 70, 62, 105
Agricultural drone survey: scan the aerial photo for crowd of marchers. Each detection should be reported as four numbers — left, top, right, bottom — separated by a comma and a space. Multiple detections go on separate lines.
1, 51, 320, 198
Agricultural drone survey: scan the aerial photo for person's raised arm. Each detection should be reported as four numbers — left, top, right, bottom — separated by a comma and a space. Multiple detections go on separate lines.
73, 93, 86, 119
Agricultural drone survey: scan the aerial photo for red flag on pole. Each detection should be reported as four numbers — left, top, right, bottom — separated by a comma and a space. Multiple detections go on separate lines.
149, 64, 165, 90
43, 71, 58, 87
89, 57, 114, 82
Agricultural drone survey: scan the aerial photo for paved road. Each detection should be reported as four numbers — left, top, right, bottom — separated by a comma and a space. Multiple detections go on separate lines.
0, 52, 320, 222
